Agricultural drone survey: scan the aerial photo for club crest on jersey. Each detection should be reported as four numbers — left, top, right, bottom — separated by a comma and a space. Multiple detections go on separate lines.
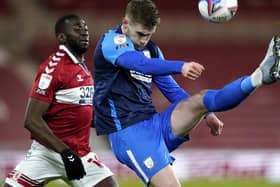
38, 73, 52, 89
144, 156, 154, 169
114, 34, 126, 45
114, 35, 129, 50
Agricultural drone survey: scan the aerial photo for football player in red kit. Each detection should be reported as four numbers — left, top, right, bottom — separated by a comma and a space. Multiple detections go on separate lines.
2, 14, 118, 187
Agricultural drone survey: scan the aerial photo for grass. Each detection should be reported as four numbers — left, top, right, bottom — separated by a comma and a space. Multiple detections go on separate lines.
42, 178, 280, 187
2, 177, 280, 187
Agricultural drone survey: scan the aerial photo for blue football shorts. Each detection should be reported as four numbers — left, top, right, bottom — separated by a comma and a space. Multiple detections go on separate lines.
109, 102, 189, 185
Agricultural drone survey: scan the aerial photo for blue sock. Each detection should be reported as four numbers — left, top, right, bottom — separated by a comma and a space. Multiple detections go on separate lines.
203, 76, 256, 112
240, 76, 256, 94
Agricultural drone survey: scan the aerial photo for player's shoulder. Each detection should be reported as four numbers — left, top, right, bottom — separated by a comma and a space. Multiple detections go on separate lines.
103, 28, 122, 40
102, 28, 132, 48
39, 49, 68, 74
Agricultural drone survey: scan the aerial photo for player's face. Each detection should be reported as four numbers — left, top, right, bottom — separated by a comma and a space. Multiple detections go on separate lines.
65, 18, 90, 55
124, 20, 156, 50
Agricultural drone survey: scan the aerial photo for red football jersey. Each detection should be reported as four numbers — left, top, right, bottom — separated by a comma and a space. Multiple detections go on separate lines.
30, 45, 93, 156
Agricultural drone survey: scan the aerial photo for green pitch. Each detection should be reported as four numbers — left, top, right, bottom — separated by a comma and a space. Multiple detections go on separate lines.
1, 178, 280, 187
42, 178, 280, 187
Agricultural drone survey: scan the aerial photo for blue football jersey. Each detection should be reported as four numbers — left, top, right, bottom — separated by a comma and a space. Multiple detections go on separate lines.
93, 25, 188, 135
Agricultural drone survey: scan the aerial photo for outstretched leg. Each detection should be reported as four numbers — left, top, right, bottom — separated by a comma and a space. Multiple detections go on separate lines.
204, 36, 280, 112
172, 36, 280, 136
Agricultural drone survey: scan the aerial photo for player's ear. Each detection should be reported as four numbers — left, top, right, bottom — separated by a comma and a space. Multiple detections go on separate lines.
57, 33, 67, 44
122, 17, 128, 32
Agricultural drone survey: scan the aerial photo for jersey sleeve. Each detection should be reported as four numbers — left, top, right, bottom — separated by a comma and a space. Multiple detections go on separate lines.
30, 59, 60, 103
153, 75, 190, 103
101, 30, 135, 65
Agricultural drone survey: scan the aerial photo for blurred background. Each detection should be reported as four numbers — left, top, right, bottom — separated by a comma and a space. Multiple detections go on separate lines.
0, 0, 280, 186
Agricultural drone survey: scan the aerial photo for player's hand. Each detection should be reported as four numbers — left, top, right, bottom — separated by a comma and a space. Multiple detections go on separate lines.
60, 149, 86, 180
205, 113, 224, 136
181, 62, 205, 80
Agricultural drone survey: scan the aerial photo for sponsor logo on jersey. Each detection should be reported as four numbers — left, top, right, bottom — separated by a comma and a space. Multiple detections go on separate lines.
38, 73, 52, 89
77, 74, 84, 82
144, 156, 154, 169
67, 155, 75, 162
130, 70, 152, 83
35, 88, 48, 96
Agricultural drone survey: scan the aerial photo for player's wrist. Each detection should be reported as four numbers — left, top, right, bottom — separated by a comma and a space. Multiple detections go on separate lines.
60, 148, 80, 164
60, 148, 73, 155
60, 148, 86, 180
60, 148, 79, 161
204, 112, 214, 119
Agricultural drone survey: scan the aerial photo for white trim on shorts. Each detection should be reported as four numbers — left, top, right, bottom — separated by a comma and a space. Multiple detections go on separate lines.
126, 149, 149, 184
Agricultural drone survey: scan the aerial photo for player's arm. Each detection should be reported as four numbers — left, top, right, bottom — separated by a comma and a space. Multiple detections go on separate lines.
102, 32, 204, 79
24, 97, 68, 153
153, 75, 190, 103
116, 51, 183, 75
205, 113, 224, 136
116, 51, 204, 79
24, 97, 86, 180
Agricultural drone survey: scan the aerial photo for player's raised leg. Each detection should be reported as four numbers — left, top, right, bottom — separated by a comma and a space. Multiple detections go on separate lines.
171, 36, 280, 137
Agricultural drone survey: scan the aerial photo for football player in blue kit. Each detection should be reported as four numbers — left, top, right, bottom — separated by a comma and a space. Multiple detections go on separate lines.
93, 0, 280, 186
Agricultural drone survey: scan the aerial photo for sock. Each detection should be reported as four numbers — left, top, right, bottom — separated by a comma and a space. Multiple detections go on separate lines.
250, 68, 263, 87
240, 76, 256, 94
203, 76, 255, 112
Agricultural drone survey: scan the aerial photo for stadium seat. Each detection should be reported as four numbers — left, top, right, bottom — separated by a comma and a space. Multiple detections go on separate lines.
0, 66, 31, 150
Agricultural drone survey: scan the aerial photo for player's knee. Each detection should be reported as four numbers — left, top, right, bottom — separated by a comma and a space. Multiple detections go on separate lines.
185, 89, 208, 109
197, 89, 208, 98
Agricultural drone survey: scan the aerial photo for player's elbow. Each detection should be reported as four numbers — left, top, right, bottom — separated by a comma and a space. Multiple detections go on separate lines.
24, 117, 33, 130
23, 115, 38, 131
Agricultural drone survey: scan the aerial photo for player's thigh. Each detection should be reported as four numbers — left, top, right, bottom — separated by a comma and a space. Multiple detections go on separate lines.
4, 141, 64, 186
158, 103, 189, 152
149, 165, 181, 187
169, 91, 207, 137
70, 152, 115, 187
109, 120, 173, 185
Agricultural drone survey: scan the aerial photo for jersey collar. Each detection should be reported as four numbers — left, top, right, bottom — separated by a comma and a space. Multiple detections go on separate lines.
59, 45, 84, 64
